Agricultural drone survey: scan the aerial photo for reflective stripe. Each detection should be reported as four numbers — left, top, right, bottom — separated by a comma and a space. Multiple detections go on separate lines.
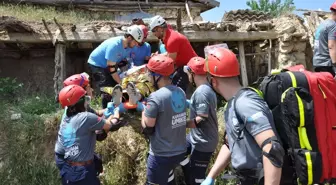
180, 157, 190, 166
248, 87, 264, 98
168, 174, 175, 182
287, 71, 297, 87
195, 179, 205, 183
305, 152, 313, 185
318, 84, 327, 99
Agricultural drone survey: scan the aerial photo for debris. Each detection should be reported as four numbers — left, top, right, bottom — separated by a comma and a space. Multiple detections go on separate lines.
10, 113, 21, 120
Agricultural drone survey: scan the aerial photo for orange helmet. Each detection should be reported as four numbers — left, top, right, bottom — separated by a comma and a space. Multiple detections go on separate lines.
331, 1, 336, 11
146, 54, 175, 76
63, 73, 89, 88
139, 25, 148, 41
58, 85, 86, 108
186, 56, 206, 75
204, 48, 240, 77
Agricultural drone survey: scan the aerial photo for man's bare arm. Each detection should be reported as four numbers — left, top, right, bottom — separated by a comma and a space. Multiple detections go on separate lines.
206, 145, 231, 179
329, 40, 336, 65
167, 52, 177, 61
187, 114, 208, 128
141, 111, 156, 128
254, 129, 282, 185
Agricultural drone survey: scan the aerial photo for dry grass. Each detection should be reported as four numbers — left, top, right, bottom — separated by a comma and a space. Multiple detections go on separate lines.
0, 2, 113, 23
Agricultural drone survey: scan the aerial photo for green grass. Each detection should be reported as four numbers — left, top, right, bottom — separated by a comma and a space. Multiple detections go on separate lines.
0, 2, 114, 23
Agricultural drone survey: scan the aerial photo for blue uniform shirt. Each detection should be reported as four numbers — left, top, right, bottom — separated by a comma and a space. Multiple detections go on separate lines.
131, 42, 151, 66
88, 36, 132, 68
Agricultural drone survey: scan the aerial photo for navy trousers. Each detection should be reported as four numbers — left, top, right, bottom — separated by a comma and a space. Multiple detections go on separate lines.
146, 153, 185, 185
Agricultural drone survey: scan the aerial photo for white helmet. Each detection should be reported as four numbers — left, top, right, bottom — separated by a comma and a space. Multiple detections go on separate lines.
126, 25, 144, 43
149, 15, 166, 31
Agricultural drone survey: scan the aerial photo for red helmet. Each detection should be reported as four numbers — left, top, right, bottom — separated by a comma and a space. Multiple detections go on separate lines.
186, 56, 206, 75
58, 85, 86, 108
204, 48, 240, 77
139, 25, 148, 41
63, 73, 89, 88
146, 54, 175, 76
331, 1, 336, 11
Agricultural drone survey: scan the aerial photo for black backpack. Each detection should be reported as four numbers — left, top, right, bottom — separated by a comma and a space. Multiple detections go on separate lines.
247, 70, 322, 185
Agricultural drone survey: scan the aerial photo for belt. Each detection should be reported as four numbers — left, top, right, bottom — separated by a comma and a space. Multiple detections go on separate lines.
67, 159, 93, 166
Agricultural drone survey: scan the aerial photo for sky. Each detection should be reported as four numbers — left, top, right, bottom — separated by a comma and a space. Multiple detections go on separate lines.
201, 0, 334, 22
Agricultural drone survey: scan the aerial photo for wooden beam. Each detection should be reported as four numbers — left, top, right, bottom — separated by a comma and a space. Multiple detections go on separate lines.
1, 30, 279, 43
194, 0, 220, 7
185, 1, 194, 23
268, 39, 272, 74
54, 43, 66, 100
238, 41, 248, 87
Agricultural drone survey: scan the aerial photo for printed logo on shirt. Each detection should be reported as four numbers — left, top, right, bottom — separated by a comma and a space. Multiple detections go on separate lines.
65, 145, 79, 159
171, 90, 186, 113
62, 123, 76, 148
172, 112, 186, 129
197, 103, 206, 109
171, 90, 186, 128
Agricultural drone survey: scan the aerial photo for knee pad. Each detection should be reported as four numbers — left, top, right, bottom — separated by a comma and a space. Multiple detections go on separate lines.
261, 136, 285, 168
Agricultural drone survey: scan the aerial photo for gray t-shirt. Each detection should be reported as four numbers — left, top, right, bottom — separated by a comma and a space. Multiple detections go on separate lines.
225, 89, 276, 170
55, 112, 105, 162
54, 106, 97, 155
145, 85, 187, 157
313, 19, 336, 67
189, 83, 218, 152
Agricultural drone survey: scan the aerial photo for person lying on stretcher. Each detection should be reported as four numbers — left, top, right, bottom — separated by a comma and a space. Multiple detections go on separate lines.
100, 65, 156, 118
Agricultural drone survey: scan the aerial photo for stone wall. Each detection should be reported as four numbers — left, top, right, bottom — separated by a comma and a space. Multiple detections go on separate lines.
273, 14, 313, 70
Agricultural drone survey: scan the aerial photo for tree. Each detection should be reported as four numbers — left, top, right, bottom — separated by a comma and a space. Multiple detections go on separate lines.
246, 0, 296, 17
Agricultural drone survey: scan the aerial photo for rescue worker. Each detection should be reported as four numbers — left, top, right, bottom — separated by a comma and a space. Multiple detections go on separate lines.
149, 15, 197, 93
181, 56, 218, 185
141, 54, 187, 185
201, 48, 284, 185
62, 73, 105, 116
55, 74, 127, 178
130, 25, 151, 66
56, 84, 125, 185
313, 1, 336, 77
87, 25, 145, 108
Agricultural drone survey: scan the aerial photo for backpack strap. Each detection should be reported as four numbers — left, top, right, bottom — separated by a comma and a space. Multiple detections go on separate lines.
231, 87, 262, 149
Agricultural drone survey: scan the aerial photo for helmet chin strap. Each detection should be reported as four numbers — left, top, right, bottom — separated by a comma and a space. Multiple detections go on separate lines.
191, 73, 196, 87
153, 75, 162, 90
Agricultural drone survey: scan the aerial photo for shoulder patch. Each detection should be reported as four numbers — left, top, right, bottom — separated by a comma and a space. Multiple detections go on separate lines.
246, 111, 264, 122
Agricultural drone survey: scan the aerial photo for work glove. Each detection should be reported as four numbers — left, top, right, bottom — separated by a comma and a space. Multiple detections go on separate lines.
96, 130, 107, 141
104, 102, 115, 118
201, 177, 214, 185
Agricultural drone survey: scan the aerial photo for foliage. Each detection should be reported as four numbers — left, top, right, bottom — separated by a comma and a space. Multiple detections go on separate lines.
20, 96, 58, 115
0, 98, 60, 185
246, 0, 296, 17
0, 77, 23, 101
